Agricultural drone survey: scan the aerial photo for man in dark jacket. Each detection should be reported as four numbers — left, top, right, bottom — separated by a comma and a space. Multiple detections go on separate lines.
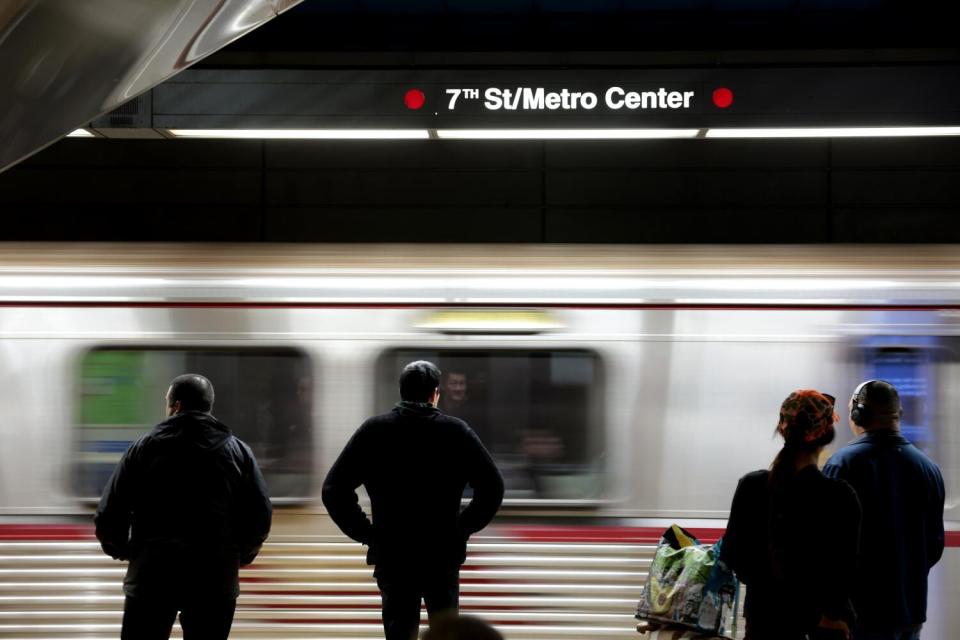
95, 374, 272, 640
322, 360, 505, 640
823, 380, 945, 640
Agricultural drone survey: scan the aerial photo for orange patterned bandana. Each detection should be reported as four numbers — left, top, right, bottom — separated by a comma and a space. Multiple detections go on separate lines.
777, 389, 838, 443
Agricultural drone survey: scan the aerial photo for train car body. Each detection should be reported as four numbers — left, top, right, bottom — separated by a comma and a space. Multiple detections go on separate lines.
0, 244, 957, 638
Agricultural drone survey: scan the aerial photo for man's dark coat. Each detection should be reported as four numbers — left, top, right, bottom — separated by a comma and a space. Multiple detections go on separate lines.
95, 411, 273, 600
322, 402, 505, 573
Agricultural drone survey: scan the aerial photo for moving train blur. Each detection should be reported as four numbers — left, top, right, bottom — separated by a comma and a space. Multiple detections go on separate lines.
0, 244, 957, 639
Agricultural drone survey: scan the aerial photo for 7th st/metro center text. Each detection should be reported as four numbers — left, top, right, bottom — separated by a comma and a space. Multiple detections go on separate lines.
445, 87, 696, 111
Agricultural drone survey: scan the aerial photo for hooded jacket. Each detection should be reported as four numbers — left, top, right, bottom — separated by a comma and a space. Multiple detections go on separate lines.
94, 411, 272, 600
322, 402, 504, 573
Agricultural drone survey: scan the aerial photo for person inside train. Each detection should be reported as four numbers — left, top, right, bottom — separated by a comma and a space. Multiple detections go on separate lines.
322, 360, 505, 640
722, 389, 862, 640
440, 369, 469, 412
94, 374, 273, 640
823, 381, 945, 640
519, 428, 565, 498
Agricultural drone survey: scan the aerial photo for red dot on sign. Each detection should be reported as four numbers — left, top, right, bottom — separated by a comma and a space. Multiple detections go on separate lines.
404, 89, 426, 110
712, 87, 734, 109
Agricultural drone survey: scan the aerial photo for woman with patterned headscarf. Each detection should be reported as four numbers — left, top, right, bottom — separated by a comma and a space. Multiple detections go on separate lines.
721, 390, 862, 640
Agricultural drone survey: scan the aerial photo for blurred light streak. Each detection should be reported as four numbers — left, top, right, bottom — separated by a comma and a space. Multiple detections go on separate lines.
168, 129, 431, 139
706, 126, 960, 138
435, 129, 700, 139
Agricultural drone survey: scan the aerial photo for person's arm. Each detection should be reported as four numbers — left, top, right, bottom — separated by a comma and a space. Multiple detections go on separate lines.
457, 427, 505, 537
93, 441, 139, 561
719, 475, 753, 584
927, 465, 946, 570
820, 481, 861, 626
236, 443, 273, 566
321, 427, 374, 545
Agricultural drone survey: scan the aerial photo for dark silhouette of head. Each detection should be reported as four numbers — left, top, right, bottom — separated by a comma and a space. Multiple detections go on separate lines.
769, 389, 838, 492
399, 360, 441, 403
166, 374, 215, 416
420, 614, 504, 640
850, 379, 902, 431
776, 389, 838, 450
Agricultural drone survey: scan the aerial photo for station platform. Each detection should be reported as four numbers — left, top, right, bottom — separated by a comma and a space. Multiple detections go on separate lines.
0, 531, 745, 640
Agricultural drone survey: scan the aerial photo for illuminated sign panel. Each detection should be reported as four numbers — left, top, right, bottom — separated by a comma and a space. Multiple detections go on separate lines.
151, 67, 960, 132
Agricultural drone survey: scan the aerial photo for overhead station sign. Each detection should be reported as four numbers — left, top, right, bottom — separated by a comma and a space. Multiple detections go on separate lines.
441, 87, 702, 111
401, 85, 733, 113
143, 66, 960, 137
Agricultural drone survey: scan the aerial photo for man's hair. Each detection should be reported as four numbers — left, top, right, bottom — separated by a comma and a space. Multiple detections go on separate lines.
399, 360, 441, 402
168, 374, 215, 413
860, 379, 902, 427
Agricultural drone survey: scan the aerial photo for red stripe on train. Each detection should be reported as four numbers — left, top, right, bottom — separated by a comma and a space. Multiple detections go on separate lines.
502, 526, 960, 549
0, 524, 94, 540
499, 525, 726, 544
1, 524, 957, 547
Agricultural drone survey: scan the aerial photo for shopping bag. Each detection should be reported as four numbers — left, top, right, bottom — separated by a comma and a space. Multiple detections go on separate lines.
636, 524, 739, 637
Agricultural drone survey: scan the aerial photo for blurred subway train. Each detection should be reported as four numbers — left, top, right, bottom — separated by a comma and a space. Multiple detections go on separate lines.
0, 243, 957, 639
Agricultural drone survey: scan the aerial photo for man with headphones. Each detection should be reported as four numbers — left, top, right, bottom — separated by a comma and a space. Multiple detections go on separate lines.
823, 380, 945, 640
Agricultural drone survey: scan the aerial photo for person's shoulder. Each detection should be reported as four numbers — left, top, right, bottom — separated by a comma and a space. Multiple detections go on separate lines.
361, 411, 398, 430
226, 433, 256, 458
129, 423, 166, 454
736, 469, 769, 493
842, 436, 870, 453
848, 431, 939, 470
346, 412, 397, 443
825, 436, 870, 465
819, 471, 859, 503
901, 439, 938, 464
436, 412, 481, 440
729, 470, 768, 515
435, 411, 470, 429
741, 469, 769, 483
901, 441, 944, 479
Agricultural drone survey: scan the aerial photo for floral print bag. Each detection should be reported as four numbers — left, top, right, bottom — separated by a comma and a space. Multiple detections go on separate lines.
636, 524, 740, 638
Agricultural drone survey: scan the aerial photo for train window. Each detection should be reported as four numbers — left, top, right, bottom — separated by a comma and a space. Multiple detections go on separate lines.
377, 349, 604, 500
75, 347, 314, 500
